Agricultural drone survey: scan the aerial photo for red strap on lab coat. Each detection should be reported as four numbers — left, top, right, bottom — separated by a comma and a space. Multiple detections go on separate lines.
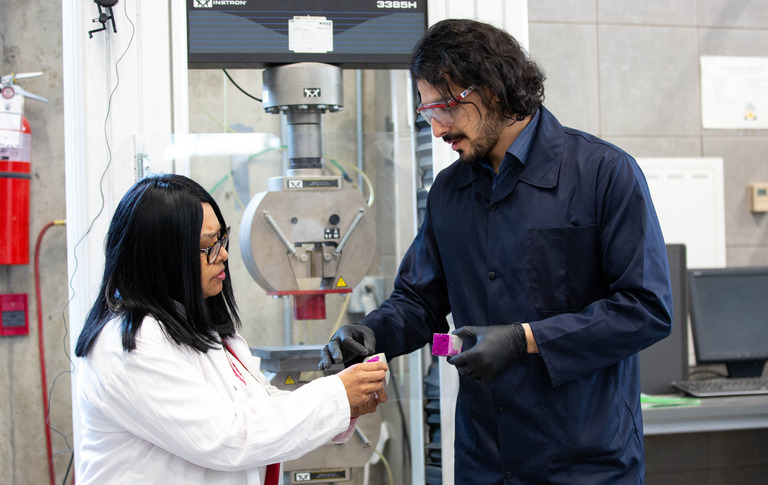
265, 462, 280, 485
222, 340, 281, 483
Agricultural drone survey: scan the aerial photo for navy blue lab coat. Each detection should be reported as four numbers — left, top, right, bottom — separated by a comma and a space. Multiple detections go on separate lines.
363, 107, 673, 484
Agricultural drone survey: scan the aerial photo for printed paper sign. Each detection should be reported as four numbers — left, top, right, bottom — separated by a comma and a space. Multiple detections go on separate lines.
289, 16, 333, 53
701, 56, 768, 129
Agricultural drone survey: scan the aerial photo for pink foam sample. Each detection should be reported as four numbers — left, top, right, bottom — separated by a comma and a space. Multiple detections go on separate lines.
432, 333, 462, 356
363, 353, 390, 385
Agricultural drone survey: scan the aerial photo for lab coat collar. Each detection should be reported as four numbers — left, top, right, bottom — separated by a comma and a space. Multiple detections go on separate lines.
520, 106, 564, 189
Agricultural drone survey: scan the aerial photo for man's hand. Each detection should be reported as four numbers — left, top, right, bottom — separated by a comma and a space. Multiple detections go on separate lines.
318, 323, 376, 370
446, 324, 527, 382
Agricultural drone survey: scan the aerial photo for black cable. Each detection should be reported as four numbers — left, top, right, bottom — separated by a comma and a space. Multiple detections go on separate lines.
222, 69, 262, 102
48, 370, 74, 449
61, 452, 73, 485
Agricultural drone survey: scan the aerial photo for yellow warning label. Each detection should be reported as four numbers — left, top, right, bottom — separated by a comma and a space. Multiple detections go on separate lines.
284, 375, 296, 385
336, 277, 348, 288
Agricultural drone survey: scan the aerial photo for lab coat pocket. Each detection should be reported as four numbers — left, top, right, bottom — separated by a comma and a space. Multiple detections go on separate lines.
453, 386, 479, 454
528, 225, 602, 314
543, 371, 623, 464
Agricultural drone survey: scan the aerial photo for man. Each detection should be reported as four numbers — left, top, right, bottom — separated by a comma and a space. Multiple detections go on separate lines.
320, 19, 672, 484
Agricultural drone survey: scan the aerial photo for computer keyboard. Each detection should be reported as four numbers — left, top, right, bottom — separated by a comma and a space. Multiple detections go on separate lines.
671, 377, 768, 397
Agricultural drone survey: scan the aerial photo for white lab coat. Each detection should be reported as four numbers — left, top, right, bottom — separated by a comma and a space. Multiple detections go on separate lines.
76, 316, 353, 484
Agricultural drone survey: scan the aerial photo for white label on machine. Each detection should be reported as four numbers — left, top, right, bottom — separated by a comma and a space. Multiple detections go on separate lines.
289, 16, 333, 53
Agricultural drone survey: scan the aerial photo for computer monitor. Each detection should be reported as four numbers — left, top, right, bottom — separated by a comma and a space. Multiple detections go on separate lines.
688, 266, 768, 378
639, 244, 689, 394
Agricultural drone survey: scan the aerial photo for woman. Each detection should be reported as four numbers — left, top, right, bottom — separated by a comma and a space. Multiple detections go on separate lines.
75, 174, 387, 484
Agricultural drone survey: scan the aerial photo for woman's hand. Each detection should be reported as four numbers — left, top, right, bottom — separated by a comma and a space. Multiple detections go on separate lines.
337, 361, 388, 410
351, 388, 388, 418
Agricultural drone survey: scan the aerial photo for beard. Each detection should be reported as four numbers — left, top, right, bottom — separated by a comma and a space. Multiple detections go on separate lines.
443, 106, 508, 165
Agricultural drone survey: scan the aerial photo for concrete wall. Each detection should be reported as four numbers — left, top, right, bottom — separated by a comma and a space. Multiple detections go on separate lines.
1, 0, 71, 484
2, 1, 768, 484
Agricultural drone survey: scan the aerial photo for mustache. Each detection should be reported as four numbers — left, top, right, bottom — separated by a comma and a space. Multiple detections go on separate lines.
442, 132, 465, 143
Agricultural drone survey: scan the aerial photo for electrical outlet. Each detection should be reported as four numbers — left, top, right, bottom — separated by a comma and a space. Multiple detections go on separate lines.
751, 183, 768, 213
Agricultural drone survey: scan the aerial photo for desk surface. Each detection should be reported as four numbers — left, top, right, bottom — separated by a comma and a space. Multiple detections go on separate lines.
642, 394, 768, 435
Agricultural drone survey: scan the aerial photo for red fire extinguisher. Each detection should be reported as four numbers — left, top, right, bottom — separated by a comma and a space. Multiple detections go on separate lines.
0, 72, 48, 265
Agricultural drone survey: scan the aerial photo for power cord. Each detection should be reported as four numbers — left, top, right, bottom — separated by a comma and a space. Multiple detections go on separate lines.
222, 69, 262, 102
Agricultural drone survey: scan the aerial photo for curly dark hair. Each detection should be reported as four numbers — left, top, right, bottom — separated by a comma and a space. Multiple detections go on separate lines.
409, 19, 545, 122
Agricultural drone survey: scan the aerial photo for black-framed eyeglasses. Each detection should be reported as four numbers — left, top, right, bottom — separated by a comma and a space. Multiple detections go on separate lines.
200, 226, 230, 264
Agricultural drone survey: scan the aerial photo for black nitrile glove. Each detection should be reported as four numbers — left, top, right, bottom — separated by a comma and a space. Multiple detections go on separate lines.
318, 323, 376, 370
446, 324, 527, 382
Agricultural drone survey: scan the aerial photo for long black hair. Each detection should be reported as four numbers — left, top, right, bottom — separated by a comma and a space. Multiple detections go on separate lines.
75, 174, 240, 357
409, 19, 546, 122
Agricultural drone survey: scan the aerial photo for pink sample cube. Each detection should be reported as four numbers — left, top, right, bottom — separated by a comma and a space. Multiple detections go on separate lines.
364, 353, 390, 385
432, 333, 462, 356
